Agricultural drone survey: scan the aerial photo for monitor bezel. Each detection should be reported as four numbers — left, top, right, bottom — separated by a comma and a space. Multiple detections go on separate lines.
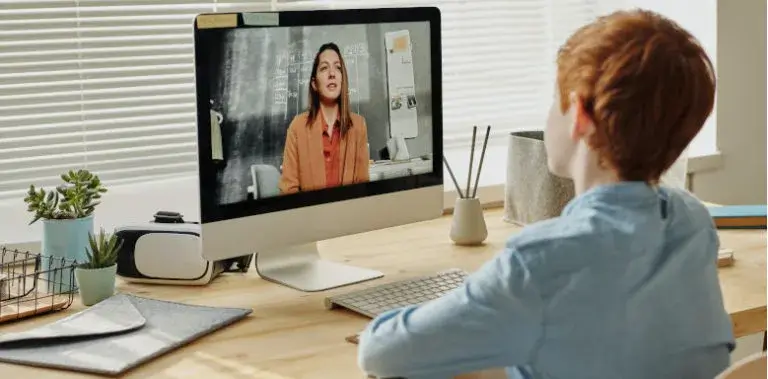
193, 7, 443, 224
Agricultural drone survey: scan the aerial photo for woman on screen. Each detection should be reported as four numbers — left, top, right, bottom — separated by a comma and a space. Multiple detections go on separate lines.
278, 42, 370, 194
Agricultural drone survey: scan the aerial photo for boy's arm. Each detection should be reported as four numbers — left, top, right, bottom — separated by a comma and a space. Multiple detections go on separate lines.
357, 247, 544, 379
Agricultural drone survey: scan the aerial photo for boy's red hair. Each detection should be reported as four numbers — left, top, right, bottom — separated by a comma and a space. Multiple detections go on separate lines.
557, 9, 716, 183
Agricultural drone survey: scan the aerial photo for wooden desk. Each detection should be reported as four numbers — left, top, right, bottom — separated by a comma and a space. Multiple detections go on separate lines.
0, 208, 765, 379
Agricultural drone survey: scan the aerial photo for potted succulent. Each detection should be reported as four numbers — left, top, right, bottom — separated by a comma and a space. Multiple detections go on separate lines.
24, 169, 107, 261
75, 228, 122, 306
24, 169, 107, 292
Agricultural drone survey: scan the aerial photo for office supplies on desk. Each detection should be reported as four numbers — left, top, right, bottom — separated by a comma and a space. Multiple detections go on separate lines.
325, 268, 467, 318
450, 196, 488, 245
707, 205, 767, 229
466, 126, 478, 197
446, 125, 490, 244
0, 247, 76, 323
472, 125, 491, 198
450, 125, 491, 200
443, 156, 464, 198
718, 248, 735, 268
0, 293, 251, 376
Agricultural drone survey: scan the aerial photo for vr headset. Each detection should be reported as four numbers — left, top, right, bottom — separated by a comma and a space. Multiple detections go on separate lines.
114, 211, 252, 285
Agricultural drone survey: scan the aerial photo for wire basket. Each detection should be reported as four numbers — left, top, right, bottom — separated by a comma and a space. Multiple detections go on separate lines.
0, 246, 77, 324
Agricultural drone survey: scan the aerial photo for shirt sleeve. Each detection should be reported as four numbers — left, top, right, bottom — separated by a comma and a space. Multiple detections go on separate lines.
357, 247, 544, 379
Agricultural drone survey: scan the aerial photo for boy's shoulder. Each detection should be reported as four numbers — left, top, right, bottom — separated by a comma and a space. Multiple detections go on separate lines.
502, 185, 716, 276
660, 185, 718, 230
502, 209, 613, 272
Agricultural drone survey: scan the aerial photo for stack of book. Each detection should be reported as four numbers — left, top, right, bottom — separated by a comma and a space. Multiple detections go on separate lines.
707, 205, 767, 229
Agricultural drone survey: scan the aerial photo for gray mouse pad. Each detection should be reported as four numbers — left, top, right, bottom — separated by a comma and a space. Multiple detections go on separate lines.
0, 293, 252, 376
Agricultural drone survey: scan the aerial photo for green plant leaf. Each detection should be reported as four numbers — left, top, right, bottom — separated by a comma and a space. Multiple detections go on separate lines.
88, 233, 98, 256
25, 169, 106, 225
106, 233, 117, 254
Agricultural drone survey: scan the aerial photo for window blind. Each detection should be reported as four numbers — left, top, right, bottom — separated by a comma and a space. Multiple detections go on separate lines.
0, 0, 272, 200
1, 0, 620, 200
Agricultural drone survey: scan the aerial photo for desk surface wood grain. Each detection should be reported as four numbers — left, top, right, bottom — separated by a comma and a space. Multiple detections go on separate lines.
0, 208, 765, 379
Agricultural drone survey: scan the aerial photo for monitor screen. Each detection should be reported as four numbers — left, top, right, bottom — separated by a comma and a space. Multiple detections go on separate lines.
195, 9, 442, 223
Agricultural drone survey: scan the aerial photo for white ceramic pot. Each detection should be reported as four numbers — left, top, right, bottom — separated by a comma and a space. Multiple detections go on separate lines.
450, 197, 488, 246
75, 264, 117, 306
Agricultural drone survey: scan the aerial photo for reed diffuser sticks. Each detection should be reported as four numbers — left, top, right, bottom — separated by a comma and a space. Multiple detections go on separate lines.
443, 125, 491, 199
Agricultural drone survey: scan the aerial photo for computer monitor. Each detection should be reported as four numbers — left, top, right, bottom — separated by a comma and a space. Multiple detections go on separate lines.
193, 7, 443, 292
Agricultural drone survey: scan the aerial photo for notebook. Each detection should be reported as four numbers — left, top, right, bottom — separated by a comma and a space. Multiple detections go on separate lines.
0, 294, 252, 376
707, 205, 767, 229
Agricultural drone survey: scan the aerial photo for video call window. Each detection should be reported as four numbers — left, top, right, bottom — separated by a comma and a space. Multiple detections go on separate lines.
204, 22, 435, 206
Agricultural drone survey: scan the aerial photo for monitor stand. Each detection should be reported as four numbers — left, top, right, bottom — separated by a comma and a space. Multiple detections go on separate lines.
253, 242, 383, 292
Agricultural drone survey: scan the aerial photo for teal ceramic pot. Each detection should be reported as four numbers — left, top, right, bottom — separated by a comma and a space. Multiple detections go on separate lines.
75, 264, 116, 306
41, 215, 94, 292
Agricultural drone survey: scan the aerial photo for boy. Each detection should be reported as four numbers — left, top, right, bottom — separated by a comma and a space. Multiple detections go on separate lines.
357, 9, 734, 379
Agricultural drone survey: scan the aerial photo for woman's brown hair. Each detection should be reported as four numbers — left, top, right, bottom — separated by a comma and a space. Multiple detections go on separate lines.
307, 42, 353, 137
556, 9, 716, 183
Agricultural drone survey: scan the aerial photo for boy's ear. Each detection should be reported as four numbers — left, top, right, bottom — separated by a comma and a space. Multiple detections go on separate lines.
569, 92, 595, 140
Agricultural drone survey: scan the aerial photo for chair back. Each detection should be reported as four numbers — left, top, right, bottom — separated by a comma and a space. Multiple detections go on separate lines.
716, 353, 766, 379
248, 164, 281, 199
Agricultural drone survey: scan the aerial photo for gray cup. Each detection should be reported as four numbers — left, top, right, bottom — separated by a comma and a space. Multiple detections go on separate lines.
504, 131, 575, 225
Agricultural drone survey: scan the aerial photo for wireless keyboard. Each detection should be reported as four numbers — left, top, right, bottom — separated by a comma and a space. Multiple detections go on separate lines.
324, 268, 468, 318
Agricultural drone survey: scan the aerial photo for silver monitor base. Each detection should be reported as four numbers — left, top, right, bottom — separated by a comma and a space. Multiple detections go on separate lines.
253, 243, 383, 292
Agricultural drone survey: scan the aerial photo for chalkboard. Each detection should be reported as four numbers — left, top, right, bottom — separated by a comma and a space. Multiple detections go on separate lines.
206, 22, 433, 205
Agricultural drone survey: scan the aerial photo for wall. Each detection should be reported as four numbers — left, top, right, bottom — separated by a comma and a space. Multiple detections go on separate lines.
368, 22, 434, 160
625, 0, 719, 157
691, 0, 767, 205
694, 0, 767, 364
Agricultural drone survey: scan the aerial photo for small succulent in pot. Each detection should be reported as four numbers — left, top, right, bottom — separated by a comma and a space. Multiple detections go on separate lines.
75, 228, 123, 306
81, 228, 122, 270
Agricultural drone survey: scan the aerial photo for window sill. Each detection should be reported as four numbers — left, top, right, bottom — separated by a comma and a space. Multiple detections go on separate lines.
0, 146, 724, 252
687, 151, 724, 173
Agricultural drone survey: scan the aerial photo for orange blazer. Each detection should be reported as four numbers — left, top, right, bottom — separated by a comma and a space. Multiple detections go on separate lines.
279, 111, 370, 194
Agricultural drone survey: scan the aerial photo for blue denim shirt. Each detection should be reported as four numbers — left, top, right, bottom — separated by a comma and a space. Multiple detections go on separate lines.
358, 182, 735, 379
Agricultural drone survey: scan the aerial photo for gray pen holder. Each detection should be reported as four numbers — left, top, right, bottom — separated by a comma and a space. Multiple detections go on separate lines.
504, 131, 575, 225
450, 197, 488, 245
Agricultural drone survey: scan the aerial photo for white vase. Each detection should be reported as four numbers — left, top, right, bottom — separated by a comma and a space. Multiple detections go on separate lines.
450, 197, 488, 246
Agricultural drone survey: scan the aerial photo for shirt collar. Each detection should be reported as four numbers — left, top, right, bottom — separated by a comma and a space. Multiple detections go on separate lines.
319, 110, 340, 129
562, 181, 662, 216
